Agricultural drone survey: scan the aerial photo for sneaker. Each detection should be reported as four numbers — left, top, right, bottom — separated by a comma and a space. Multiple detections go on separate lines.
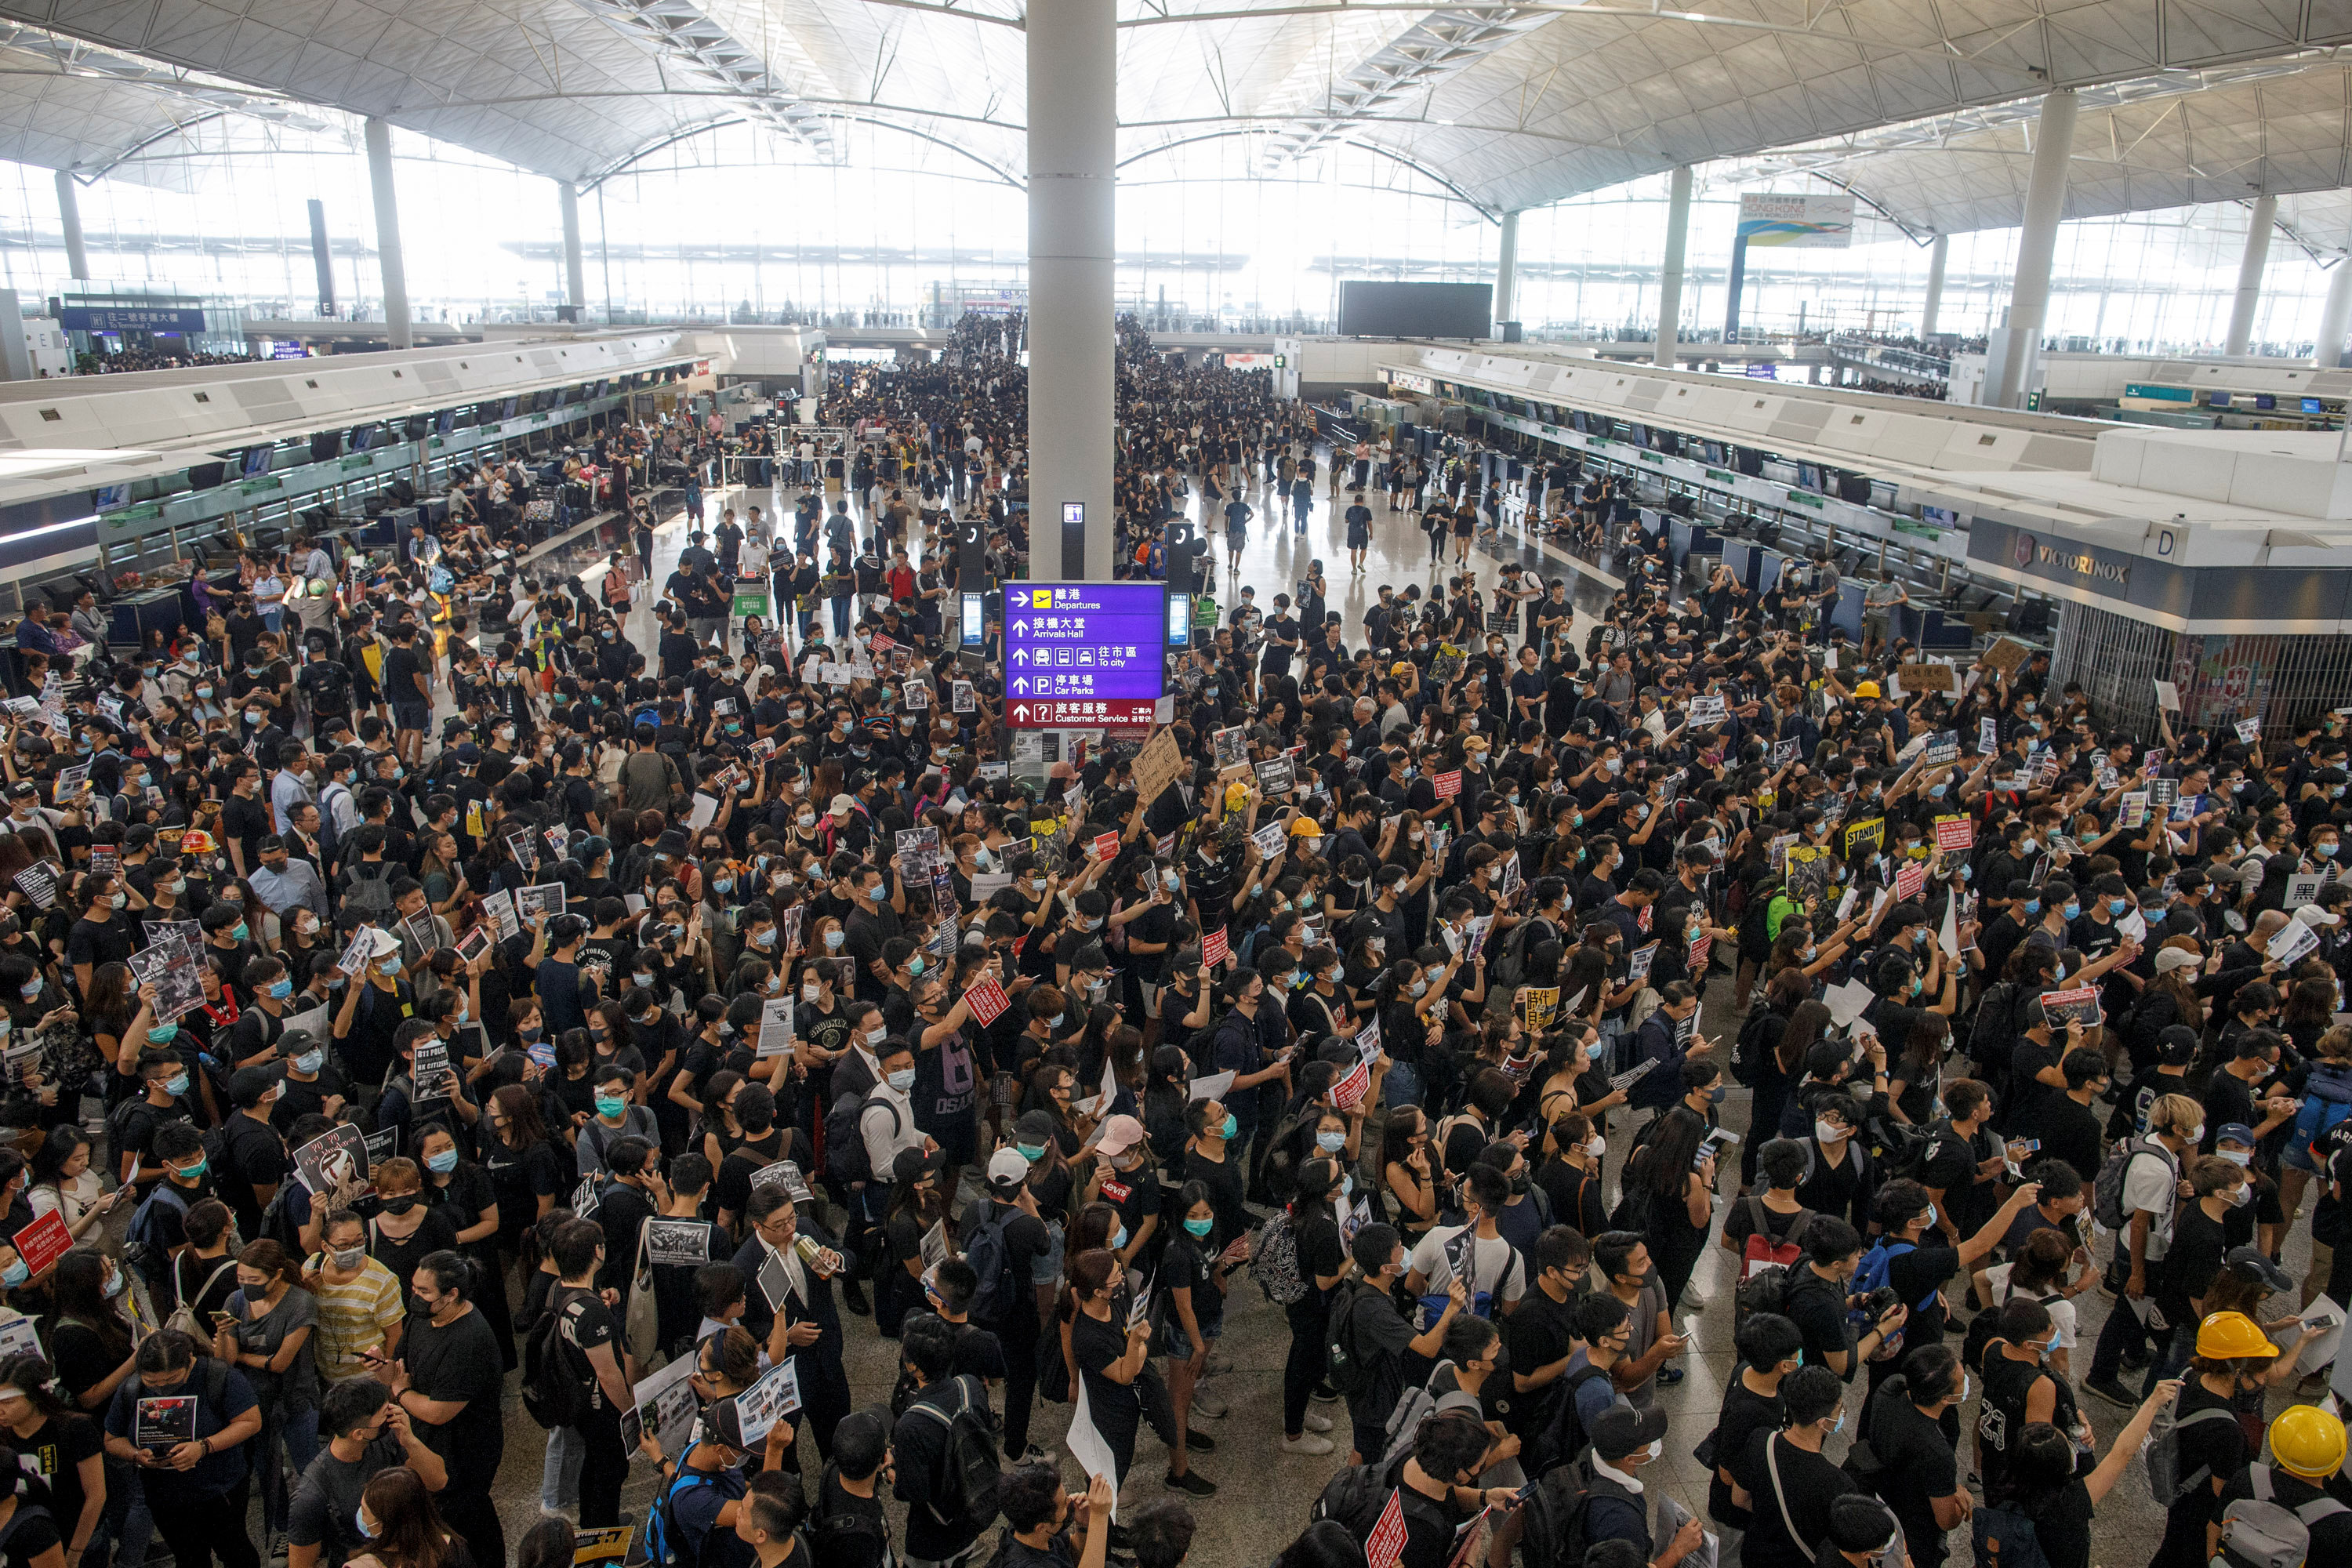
1281, 1432, 1336, 1456
2083, 1377, 2139, 1409
1185, 1428, 1215, 1453
1657, 1367, 1685, 1386
1191, 1388, 1228, 1419
1310, 1382, 1341, 1403
1164, 1469, 1218, 1497
1203, 1351, 1232, 1377
1303, 1410, 1335, 1434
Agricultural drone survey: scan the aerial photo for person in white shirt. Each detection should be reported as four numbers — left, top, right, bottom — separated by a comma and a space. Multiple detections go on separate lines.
861, 1039, 927, 1200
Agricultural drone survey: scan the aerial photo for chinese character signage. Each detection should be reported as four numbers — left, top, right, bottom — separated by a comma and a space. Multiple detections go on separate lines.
1004, 583, 1167, 729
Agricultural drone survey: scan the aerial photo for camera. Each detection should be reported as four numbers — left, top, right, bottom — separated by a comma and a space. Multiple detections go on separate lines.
1865, 1286, 1900, 1318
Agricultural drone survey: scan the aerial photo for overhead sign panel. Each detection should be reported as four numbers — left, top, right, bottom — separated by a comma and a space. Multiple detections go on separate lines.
1737, 193, 1855, 249
1004, 583, 1167, 729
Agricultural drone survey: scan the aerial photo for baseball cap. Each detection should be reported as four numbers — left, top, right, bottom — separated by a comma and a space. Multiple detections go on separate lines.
278, 1029, 321, 1060
829, 794, 855, 817
2153, 946, 2196, 973
2299, 904, 2343, 928
1588, 1403, 1669, 1461
988, 1148, 1031, 1189
2216, 1123, 2257, 1148
1092, 1114, 1145, 1157
2223, 1245, 2296, 1294
891, 1145, 945, 1185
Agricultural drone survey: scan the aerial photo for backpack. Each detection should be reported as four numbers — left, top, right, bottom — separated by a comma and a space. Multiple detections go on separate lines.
824, 1090, 898, 1188
1849, 1240, 1938, 1315
1733, 1202, 1817, 1331
122, 1182, 191, 1288
900, 1375, 1003, 1532
1252, 1106, 1321, 1207
521, 1287, 597, 1430
1490, 916, 1540, 991
2293, 1063, 2352, 1161
2224, 1467, 2352, 1568
2093, 1135, 2176, 1232
644, 1445, 745, 1568
1730, 1007, 1780, 1089
1250, 1211, 1308, 1305
339, 860, 397, 932
162, 1252, 240, 1341
810, 1483, 889, 1568
1375, 1361, 1454, 1476
1531, 1363, 1611, 1475
2145, 1402, 2240, 1505
1515, 1460, 1600, 1568
1326, 1280, 1392, 1399
960, 1201, 1020, 1328
1970, 1501, 2053, 1568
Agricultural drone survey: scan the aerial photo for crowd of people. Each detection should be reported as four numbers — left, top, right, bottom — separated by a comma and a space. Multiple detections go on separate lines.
0, 307, 2342, 1568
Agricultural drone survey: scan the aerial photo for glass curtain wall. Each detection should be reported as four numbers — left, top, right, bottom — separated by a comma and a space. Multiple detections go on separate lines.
0, 115, 2333, 353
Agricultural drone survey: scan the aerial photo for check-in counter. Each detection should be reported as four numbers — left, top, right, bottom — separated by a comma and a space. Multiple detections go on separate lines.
108, 588, 188, 648
1719, 538, 1762, 593
1831, 579, 1867, 642
1893, 602, 1978, 652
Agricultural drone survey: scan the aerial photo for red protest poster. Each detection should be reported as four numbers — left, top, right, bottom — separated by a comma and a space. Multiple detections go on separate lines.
1433, 771, 1462, 800
1332, 1059, 1370, 1111
1686, 935, 1711, 975
1367, 1491, 1408, 1568
1091, 833, 1120, 862
13, 1210, 69, 1276
1203, 927, 1229, 967
964, 978, 1010, 1026
1894, 859, 1928, 901
1934, 815, 1974, 853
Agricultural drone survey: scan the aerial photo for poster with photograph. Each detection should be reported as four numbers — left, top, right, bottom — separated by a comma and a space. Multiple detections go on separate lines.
632, 1354, 702, 1461
292, 1123, 372, 1205
135, 1396, 196, 1450
756, 998, 794, 1058
2037, 986, 2103, 1028
516, 884, 568, 920
141, 919, 201, 952
1211, 726, 1249, 775
644, 1220, 714, 1269
750, 1161, 813, 1203
734, 1359, 801, 1446
130, 937, 205, 1023
1254, 755, 1295, 797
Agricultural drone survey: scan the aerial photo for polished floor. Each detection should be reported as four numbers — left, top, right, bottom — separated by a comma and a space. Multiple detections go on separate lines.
407, 457, 2220, 1568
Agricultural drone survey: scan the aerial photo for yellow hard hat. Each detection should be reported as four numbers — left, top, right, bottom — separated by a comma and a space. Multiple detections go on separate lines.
1853, 681, 1882, 699
2194, 1310, 2279, 1361
2270, 1405, 2347, 1480
1288, 815, 1322, 837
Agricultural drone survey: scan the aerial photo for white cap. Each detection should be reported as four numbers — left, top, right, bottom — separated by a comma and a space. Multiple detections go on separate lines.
2297, 904, 2343, 928
987, 1148, 1029, 1188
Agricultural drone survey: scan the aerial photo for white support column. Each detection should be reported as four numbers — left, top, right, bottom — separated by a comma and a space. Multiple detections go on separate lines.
53, 172, 88, 282
1993, 89, 2076, 408
363, 117, 412, 350
1653, 165, 1692, 368
1494, 210, 1519, 336
559, 181, 587, 320
2316, 249, 2352, 369
1027, 0, 1116, 580
1919, 234, 1948, 339
2226, 194, 2277, 357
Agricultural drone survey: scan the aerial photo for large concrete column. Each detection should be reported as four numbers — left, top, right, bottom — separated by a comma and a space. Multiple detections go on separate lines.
1027, 0, 1115, 581
2315, 248, 2352, 368
2226, 194, 2277, 356
1992, 89, 2077, 408
558, 181, 587, 321
1653, 165, 1693, 368
362, 116, 412, 350
1494, 210, 1519, 338
1919, 234, 1948, 338
53, 172, 88, 282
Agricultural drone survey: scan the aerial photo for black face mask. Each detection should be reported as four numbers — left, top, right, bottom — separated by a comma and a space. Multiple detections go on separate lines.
383, 1196, 419, 1216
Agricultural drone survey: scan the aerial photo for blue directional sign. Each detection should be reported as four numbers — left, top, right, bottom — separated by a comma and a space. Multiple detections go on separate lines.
1003, 582, 1167, 728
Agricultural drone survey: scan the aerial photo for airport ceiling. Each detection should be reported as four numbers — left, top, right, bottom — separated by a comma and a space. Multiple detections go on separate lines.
3, 0, 2352, 228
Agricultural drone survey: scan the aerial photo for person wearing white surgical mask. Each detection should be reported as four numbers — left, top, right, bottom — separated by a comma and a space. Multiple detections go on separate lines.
1582, 1401, 1704, 1567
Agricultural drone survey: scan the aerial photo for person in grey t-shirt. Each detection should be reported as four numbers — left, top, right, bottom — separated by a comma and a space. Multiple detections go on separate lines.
285, 1377, 449, 1568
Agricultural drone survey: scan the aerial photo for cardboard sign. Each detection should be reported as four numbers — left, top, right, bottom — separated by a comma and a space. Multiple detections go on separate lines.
1899, 662, 1955, 694
1981, 637, 2031, 677
1130, 727, 1185, 809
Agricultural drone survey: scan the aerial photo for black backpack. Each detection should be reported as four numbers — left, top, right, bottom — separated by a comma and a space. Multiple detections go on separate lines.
959, 1200, 1021, 1328
1531, 1363, 1610, 1474
902, 1375, 1003, 1534
521, 1288, 596, 1430
1731, 1006, 1780, 1089
1325, 1280, 1391, 1399
1516, 1460, 1601, 1568
825, 1089, 898, 1189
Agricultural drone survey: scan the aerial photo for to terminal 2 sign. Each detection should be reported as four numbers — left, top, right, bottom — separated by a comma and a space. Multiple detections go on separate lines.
1004, 583, 1167, 729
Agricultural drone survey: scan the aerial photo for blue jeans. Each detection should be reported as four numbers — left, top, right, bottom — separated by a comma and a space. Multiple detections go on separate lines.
260, 1405, 323, 1537
1383, 1061, 1424, 1111
830, 596, 852, 637
540, 1422, 583, 1515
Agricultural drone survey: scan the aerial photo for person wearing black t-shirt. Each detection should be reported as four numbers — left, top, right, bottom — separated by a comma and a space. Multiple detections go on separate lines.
1733, 1365, 1857, 1568
393, 1250, 506, 1568
1500, 1227, 1588, 1447
811, 1409, 896, 1568
2154, 1158, 2245, 1386
1867, 1346, 1970, 1568
545, 1218, 633, 1530
1281, 1160, 1350, 1455
1706, 1312, 1800, 1544
2151, 1318, 2263, 1568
